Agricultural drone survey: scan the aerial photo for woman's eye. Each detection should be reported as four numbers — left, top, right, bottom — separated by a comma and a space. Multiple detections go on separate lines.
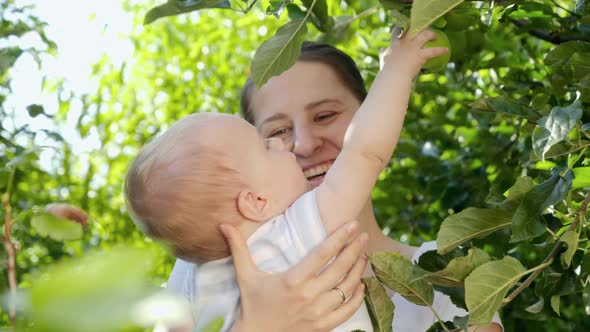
316, 112, 336, 121
269, 128, 291, 137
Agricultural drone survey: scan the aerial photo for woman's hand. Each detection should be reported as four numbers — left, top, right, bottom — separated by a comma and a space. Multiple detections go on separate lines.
219, 221, 368, 332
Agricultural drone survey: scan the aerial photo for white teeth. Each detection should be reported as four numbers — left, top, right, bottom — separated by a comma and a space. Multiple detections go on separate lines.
304, 161, 333, 178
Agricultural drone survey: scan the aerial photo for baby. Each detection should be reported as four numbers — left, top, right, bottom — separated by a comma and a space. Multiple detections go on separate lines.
125, 30, 446, 331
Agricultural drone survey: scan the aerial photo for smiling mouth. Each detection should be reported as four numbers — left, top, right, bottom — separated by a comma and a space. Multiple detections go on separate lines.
304, 161, 333, 180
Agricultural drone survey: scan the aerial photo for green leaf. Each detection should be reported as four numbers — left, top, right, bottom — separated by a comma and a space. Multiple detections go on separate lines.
415, 248, 490, 287
545, 40, 590, 66
425, 321, 455, 332
251, 19, 308, 88
545, 41, 590, 66
26, 104, 45, 118
286, 3, 306, 20
5, 146, 41, 169
198, 316, 225, 332
493, 176, 535, 212
267, 0, 287, 18
0, 47, 23, 74
510, 169, 574, 243
362, 277, 394, 332
505, 177, 535, 201
302, 0, 333, 32
434, 285, 466, 310
532, 140, 590, 160
31, 247, 155, 332
535, 270, 576, 297
572, 167, 590, 188
465, 256, 526, 325
532, 100, 583, 159
452, 315, 469, 332
370, 251, 434, 306
559, 230, 579, 268
550, 295, 560, 316
408, 0, 464, 37
437, 208, 513, 255
417, 248, 464, 272
525, 297, 544, 314
379, 0, 410, 11
144, 0, 231, 25
469, 96, 541, 121
31, 210, 83, 241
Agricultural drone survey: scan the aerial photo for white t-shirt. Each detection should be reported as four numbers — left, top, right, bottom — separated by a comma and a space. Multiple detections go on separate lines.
174, 190, 373, 332
391, 241, 503, 331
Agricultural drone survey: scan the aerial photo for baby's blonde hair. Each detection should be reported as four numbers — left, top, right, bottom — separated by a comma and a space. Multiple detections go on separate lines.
124, 115, 244, 263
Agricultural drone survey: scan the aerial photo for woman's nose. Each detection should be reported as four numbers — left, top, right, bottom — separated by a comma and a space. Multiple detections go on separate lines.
293, 126, 321, 157
265, 137, 286, 151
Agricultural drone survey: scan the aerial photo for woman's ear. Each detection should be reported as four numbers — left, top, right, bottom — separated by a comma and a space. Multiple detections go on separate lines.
237, 190, 273, 222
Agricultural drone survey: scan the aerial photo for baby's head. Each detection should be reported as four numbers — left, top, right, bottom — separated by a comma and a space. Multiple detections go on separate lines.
125, 113, 308, 263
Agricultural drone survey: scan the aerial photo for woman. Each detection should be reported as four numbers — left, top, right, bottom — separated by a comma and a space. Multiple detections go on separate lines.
168, 42, 503, 332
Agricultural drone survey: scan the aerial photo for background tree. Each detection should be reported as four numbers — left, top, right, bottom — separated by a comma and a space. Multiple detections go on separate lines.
2, 0, 590, 331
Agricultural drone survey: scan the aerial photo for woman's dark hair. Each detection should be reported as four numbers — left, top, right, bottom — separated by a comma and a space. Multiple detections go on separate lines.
240, 41, 367, 124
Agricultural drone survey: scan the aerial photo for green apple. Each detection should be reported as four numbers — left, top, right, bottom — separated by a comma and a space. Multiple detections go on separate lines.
423, 29, 451, 72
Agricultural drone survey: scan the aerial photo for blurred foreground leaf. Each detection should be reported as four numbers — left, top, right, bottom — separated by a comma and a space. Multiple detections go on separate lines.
144, 0, 232, 25
31, 210, 83, 241
30, 246, 156, 332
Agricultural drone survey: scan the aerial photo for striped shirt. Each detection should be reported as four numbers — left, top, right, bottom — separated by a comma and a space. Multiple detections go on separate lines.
189, 190, 373, 332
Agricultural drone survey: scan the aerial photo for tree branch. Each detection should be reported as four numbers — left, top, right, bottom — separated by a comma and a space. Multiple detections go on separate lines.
2, 192, 17, 330
510, 19, 590, 44
448, 192, 590, 332
502, 192, 590, 305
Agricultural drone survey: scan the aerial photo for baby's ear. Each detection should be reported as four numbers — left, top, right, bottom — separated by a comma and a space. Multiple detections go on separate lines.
237, 191, 272, 222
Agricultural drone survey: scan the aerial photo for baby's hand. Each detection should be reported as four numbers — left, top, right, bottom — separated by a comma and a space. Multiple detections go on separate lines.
380, 28, 448, 78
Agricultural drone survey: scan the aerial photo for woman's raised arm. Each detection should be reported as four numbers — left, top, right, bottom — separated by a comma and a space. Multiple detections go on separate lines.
220, 221, 368, 332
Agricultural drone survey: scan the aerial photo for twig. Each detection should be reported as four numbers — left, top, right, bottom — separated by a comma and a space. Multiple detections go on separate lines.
335, 5, 380, 29
2, 167, 17, 330
2, 194, 16, 329
447, 192, 590, 332
549, 0, 579, 17
502, 192, 590, 305
510, 19, 590, 44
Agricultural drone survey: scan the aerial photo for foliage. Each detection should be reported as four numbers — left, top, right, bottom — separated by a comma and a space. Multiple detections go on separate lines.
2, 0, 590, 331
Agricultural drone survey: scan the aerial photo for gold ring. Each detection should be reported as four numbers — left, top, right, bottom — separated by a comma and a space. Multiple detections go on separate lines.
333, 287, 346, 304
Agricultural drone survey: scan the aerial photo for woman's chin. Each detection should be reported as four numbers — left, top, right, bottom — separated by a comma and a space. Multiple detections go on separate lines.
307, 174, 325, 188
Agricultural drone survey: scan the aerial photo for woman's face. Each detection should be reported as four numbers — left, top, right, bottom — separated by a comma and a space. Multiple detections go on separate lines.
249, 61, 361, 188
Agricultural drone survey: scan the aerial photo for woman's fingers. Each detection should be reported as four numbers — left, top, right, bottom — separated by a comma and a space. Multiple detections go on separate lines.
313, 283, 366, 332
219, 224, 258, 285
313, 243, 368, 314
313, 232, 368, 292
287, 221, 360, 286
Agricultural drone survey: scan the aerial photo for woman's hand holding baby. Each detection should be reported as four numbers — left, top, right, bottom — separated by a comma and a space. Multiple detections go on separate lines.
219, 221, 368, 332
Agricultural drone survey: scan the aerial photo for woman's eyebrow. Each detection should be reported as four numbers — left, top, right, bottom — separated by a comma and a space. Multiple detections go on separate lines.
259, 113, 287, 127
304, 98, 343, 110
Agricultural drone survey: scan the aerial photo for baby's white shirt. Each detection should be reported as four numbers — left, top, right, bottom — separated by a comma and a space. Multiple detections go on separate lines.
187, 190, 373, 332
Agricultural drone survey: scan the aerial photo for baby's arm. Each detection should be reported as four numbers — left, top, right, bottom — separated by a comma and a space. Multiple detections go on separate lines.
317, 30, 448, 234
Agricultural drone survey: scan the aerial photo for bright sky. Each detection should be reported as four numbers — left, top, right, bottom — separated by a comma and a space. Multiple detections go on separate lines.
5, 0, 136, 169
